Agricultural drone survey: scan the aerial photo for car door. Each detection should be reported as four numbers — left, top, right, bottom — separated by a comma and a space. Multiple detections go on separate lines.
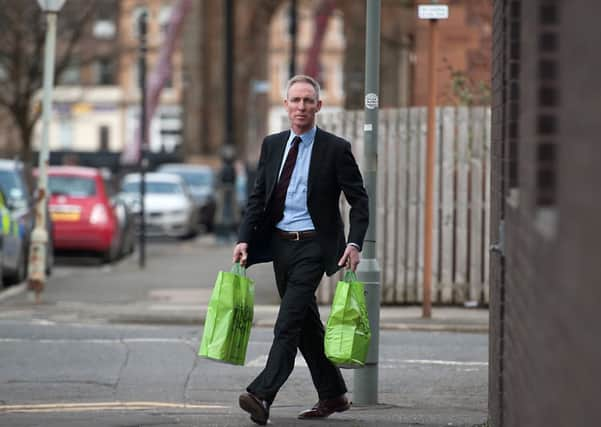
0, 191, 23, 280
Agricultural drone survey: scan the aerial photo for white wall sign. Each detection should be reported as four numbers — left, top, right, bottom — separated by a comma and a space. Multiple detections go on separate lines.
418, 5, 449, 20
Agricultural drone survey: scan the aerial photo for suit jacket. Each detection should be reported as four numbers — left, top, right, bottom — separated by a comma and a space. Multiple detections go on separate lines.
238, 127, 369, 276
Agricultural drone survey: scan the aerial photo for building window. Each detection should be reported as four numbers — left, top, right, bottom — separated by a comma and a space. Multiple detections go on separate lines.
93, 20, 116, 39
506, 0, 520, 191
158, 107, 181, 152
93, 2, 116, 39
58, 60, 80, 85
93, 58, 116, 85
59, 118, 73, 149
99, 125, 110, 151
536, 0, 559, 207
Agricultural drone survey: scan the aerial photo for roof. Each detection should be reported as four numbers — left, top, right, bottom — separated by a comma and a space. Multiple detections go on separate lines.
122, 172, 184, 184
157, 163, 214, 174
45, 166, 101, 178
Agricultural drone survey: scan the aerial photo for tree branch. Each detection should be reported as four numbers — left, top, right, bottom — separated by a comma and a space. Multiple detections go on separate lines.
54, 1, 98, 79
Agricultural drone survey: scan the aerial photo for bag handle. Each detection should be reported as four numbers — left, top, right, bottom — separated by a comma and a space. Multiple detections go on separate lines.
231, 262, 247, 276
343, 270, 357, 283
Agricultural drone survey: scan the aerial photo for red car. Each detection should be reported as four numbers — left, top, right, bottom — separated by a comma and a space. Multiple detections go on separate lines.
45, 166, 122, 262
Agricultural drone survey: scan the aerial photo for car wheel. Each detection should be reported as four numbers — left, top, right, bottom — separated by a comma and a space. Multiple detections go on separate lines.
102, 235, 120, 264
0, 253, 4, 289
5, 248, 26, 286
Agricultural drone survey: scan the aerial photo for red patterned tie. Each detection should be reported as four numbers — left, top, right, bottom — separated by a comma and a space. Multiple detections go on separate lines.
269, 136, 302, 224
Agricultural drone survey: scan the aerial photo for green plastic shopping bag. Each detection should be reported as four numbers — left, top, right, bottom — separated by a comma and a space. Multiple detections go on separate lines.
198, 263, 254, 365
324, 270, 371, 368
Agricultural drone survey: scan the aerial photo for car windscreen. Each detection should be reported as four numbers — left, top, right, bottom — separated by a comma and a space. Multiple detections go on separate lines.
122, 181, 182, 195
173, 171, 213, 187
48, 176, 97, 197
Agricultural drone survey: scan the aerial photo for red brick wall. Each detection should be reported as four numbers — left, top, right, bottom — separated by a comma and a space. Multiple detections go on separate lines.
413, 0, 492, 106
490, 1, 601, 426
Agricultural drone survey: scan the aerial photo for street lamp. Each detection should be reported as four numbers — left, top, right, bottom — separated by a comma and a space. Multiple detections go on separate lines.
28, 0, 66, 303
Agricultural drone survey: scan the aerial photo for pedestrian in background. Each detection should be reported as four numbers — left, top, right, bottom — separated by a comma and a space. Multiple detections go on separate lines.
233, 74, 369, 425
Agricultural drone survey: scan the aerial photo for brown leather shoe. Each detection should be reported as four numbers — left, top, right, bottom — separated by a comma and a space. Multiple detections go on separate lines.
239, 392, 270, 425
297, 394, 351, 419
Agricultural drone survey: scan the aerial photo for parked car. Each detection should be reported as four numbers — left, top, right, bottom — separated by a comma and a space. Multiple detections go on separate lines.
45, 166, 124, 262
100, 169, 136, 257
156, 163, 216, 232
118, 172, 199, 238
0, 159, 53, 284
0, 189, 26, 287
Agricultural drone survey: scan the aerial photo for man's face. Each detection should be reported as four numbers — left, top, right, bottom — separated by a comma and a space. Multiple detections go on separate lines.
285, 81, 322, 134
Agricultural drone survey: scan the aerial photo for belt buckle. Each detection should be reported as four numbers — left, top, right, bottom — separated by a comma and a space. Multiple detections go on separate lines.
293, 231, 300, 241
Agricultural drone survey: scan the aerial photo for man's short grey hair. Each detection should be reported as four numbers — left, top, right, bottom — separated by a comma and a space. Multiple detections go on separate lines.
285, 75, 321, 100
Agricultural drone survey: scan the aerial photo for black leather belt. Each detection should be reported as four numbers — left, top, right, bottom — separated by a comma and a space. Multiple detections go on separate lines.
275, 229, 317, 241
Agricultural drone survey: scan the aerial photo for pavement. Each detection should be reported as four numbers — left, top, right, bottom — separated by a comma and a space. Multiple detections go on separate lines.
0, 234, 489, 333
0, 235, 490, 426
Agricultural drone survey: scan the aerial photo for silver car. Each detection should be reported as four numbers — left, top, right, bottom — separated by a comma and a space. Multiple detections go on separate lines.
118, 172, 199, 238
156, 163, 217, 232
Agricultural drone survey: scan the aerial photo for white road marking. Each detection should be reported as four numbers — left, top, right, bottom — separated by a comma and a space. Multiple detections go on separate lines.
0, 401, 228, 414
247, 355, 487, 368
0, 337, 194, 344
0, 338, 487, 368
401, 359, 488, 366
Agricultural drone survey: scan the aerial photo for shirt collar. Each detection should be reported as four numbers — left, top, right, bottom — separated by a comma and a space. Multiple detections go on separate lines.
289, 127, 317, 145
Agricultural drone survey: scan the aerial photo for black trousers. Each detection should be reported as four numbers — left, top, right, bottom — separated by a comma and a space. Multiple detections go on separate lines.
247, 233, 347, 404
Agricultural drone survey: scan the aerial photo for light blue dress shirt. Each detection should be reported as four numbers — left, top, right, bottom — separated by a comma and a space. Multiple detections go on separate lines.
275, 127, 316, 231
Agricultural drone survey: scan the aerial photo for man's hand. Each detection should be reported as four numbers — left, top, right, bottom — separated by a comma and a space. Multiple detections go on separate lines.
233, 242, 249, 266
338, 244, 360, 272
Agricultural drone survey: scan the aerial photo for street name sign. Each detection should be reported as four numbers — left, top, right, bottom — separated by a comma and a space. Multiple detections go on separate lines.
418, 5, 449, 20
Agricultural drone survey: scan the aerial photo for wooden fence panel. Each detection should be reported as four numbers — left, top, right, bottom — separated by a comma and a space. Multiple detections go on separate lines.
469, 107, 485, 302
483, 108, 492, 304
406, 108, 421, 302
376, 112, 387, 298
383, 111, 399, 302
455, 107, 470, 302
432, 108, 441, 300
417, 108, 427, 303
396, 109, 409, 302
315, 106, 491, 305
440, 107, 455, 303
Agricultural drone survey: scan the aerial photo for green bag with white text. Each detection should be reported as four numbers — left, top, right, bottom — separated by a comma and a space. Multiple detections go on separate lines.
324, 271, 371, 368
198, 263, 254, 365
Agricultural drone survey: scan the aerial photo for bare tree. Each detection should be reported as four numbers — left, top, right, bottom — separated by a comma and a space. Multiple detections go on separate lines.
0, 0, 98, 174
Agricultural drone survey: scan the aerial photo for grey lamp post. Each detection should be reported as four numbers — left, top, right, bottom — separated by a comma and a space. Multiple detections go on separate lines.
354, 0, 381, 405
28, 0, 66, 303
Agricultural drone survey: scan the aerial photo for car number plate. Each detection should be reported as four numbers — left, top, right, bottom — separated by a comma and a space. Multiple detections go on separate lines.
50, 204, 82, 222
51, 211, 81, 221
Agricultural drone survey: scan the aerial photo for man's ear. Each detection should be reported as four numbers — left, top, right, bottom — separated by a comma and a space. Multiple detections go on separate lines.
316, 99, 322, 112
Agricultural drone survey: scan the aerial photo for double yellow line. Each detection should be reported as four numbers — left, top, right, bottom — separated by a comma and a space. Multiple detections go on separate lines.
0, 401, 228, 413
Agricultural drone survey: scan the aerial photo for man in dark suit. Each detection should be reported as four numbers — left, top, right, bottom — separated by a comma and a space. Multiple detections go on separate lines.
233, 75, 369, 425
